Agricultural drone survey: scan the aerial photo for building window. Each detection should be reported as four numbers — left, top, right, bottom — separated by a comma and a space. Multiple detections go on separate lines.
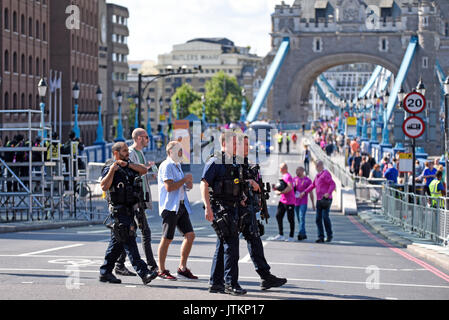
13, 52, 17, 73
21, 93, 25, 108
13, 93, 17, 109
4, 50, 9, 71
379, 37, 389, 52
423, 16, 429, 27
422, 57, 428, 69
4, 92, 9, 109
29, 56, 33, 75
313, 37, 323, 52
4, 8, 9, 30
445, 22, 449, 37
36, 57, 40, 76
13, 11, 17, 32
21, 15, 25, 35
28, 17, 32, 37
21, 54, 25, 74
43, 59, 46, 77
28, 94, 32, 108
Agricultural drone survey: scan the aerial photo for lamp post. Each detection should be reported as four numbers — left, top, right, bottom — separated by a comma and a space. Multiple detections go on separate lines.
370, 95, 378, 144
338, 99, 344, 133
240, 88, 247, 122
201, 94, 206, 124
146, 96, 153, 150
38, 78, 48, 140
444, 76, 449, 209
94, 86, 105, 145
361, 99, 369, 141
115, 90, 125, 142
134, 95, 139, 130
72, 82, 80, 139
381, 92, 391, 147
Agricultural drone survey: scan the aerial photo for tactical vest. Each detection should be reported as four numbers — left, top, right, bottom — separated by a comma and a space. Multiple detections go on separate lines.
104, 159, 140, 207
210, 153, 243, 204
429, 179, 444, 208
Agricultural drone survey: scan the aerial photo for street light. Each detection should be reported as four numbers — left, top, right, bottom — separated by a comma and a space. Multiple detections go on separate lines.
240, 88, 247, 122
94, 86, 105, 145
201, 94, 206, 124
72, 81, 80, 139
146, 96, 153, 150
416, 77, 426, 96
134, 95, 139, 130
115, 90, 125, 142
444, 76, 449, 209
398, 87, 406, 106
38, 78, 48, 140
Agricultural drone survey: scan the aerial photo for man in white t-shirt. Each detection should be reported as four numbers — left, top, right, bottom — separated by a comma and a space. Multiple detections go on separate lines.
114, 128, 159, 277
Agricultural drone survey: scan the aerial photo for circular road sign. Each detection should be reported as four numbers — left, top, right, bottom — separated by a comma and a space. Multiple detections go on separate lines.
344, 111, 349, 118
403, 92, 426, 114
402, 116, 425, 139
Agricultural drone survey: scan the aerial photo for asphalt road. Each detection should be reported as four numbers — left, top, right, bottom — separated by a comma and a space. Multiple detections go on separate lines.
1, 142, 449, 300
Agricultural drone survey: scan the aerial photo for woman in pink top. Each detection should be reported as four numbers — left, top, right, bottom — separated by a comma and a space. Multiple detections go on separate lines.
293, 167, 314, 241
272, 163, 296, 242
300, 161, 336, 243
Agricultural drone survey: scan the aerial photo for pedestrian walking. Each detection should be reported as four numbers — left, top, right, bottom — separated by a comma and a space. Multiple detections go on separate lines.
278, 133, 283, 153
429, 170, 446, 208
293, 167, 314, 241
303, 144, 311, 176
114, 128, 159, 277
272, 163, 296, 242
359, 156, 371, 179
286, 133, 291, 154
300, 160, 336, 243
157, 141, 198, 281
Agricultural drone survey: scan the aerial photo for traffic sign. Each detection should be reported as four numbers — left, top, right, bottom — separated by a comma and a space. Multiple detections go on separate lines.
347, 117, 357, 126
398, 153, 413, 173
402, 116, 425, 139
403, 92, 426, 114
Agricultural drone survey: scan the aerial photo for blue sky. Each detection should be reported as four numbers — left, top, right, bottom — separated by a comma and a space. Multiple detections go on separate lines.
110, 0, 292, 62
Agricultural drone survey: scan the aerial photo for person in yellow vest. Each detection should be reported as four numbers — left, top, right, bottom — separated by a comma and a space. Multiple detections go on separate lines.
278, 132, 283, 153
45, 132, 61, 161
429, 171, 446, 209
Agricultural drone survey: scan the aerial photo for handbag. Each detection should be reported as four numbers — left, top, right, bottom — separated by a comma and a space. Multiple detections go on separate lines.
317, 197, 332, 210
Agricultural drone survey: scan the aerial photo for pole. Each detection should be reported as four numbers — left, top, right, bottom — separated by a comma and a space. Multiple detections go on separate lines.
412, 138, 416, 195
138, 73, 142, 128
445, 93, 449, 210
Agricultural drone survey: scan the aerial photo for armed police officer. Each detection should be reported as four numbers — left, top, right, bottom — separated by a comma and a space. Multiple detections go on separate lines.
238, 135, 287, 290
201, 131, 258, 295
99, 142, 158, 285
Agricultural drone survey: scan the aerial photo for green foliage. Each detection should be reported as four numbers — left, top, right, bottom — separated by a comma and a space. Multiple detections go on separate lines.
170, 71, 245, 123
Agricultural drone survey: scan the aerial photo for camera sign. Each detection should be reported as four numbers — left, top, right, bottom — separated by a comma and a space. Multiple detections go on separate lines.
402, 116, 425, 139
403, 92, 426, 114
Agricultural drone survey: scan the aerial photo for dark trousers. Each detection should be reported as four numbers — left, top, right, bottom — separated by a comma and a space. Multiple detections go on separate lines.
276, 202, 295, 238
210, 207, 240, 287
304, 159, 310, 176
246, 236, 271, 279
316, 200, 333, 240
116, 211, 158, 270
99, 214, 149, 279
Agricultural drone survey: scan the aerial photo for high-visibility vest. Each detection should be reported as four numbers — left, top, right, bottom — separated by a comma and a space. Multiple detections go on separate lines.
278, 135, 283, 143
429, 179, 444, 208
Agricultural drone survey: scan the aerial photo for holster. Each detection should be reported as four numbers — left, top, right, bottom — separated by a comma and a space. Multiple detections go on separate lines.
211, 205, 239, 241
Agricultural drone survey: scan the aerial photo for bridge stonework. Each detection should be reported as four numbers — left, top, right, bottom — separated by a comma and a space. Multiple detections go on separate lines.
269, 0, 449, 155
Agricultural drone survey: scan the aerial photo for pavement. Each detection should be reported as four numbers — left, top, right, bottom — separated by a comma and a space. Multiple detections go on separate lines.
1, 133, 449, 300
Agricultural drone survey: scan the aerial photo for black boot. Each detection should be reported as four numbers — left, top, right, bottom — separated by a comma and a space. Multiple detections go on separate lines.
225, 284, 247, 296
99, 273, 122, 284
261, 274, 287, 290
114, 265, 137, 276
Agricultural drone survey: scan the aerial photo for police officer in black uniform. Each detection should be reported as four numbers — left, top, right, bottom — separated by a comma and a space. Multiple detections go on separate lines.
99, 142, 158, 285
201, 131, 256, 295
239, 135, 287, 290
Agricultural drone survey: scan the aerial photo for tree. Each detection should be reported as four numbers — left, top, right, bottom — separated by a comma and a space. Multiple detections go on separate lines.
171, 84, 202, 120
204, 71, 243, 123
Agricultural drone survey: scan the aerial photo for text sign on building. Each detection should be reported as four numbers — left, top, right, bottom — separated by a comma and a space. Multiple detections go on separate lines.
398, 153, 413, 173
402, 116, 426, 139
403, 92, 426, 114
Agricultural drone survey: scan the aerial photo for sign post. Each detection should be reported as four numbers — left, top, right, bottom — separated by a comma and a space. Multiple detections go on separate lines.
402, 92, 426, 196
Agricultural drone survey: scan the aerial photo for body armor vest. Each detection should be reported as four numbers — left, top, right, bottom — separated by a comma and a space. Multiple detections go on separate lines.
104, 159, 140, 207
210, 153, 243, 203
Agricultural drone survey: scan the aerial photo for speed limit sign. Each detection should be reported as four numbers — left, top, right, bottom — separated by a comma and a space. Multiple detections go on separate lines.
403, 92, 426, 114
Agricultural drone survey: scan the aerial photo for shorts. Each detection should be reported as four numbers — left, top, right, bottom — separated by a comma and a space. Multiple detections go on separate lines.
161, 203, 194, 240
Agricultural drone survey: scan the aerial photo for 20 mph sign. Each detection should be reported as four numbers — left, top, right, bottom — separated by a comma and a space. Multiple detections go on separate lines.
403, 92, 426, 114
403, 116, 425, 139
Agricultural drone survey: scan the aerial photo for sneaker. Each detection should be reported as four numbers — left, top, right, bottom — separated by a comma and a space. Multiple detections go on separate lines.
158, 270, 177, 281
114, 265, 137, 277
285, 237, 295, 242
325, 237, 333, 243
316, 238, 325, 243
261, 275, 287, 290
297, 235, 307, 241
177, 268, 199, 281
272, 234, 285, 241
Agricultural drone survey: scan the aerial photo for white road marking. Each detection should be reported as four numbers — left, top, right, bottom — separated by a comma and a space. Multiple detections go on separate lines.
18, 244, 85, 256
1, 268, 448, 290
386, 297, 399, 300
77, 230, 110, 234
193, 227, 207, 231
125, 285, 137, 288
21, 282, 33, 284
240, 241, 268, 263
